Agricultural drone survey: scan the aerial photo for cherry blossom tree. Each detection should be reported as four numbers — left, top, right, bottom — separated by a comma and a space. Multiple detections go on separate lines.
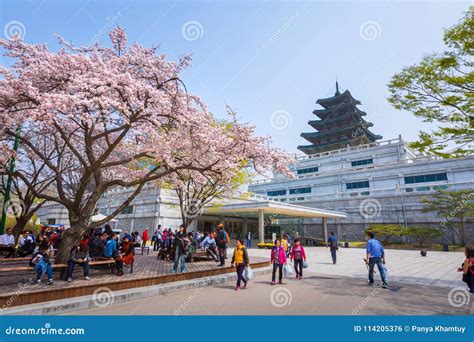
0, 27, 292, 262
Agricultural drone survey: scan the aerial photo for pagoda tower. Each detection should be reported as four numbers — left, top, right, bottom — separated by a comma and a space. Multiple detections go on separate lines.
298, 82, 382, 155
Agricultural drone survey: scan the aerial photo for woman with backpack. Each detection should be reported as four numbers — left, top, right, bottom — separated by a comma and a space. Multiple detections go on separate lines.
270, 239, 287, 285
290, 238, 307, 279
231, 239, 249, 291
458, 246, 474, 293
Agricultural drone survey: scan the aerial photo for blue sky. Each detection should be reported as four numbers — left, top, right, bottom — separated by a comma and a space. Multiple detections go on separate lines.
1, 0, 471, 154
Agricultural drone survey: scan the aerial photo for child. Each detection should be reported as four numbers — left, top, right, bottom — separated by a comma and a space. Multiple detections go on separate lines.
290, 238, 307, 279
458, 246, 474, 293
270, 239, 286, 285
231, 239, 249, 290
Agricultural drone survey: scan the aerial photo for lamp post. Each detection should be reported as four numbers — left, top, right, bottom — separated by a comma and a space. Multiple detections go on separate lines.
0, 129, 20, 235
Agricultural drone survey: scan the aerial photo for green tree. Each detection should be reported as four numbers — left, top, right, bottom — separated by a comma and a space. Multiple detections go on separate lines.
404, 226, 444, 247
366, 224, 407, 244
421, 189, 474, 246
388, 7, 474, 158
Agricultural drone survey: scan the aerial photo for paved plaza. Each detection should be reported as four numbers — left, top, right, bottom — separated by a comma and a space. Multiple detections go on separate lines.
69, 271, 473, 316
243, 246, 466, 288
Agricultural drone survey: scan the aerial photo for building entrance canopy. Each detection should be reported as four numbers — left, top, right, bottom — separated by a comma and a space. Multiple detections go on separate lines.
203, 198, 346, 243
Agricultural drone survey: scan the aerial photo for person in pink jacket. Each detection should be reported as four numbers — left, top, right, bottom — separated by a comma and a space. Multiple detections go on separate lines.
270, 239, 287, 285
290, 238, 307, 279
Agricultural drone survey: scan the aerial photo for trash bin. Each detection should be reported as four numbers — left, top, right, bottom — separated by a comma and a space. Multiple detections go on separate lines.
442, 244, 449, 252
344, 242, 349, 248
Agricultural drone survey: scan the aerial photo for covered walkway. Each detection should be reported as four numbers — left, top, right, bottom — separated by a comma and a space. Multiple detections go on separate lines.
203, 198, 346, 243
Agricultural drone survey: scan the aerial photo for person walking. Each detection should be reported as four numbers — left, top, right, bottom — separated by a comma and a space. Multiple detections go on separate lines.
365, 231, 388, 288
66, 238, 91, 282
327, 232, 338, 264
246, 232, 252, 249
172, 225, 188, 274
290, 238, 306, 279
231, 239, 249, 291
216, 223, 227, 266
270, 239, 286, 285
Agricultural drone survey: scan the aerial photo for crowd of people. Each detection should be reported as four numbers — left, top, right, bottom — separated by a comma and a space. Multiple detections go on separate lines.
1, 223, 473, 294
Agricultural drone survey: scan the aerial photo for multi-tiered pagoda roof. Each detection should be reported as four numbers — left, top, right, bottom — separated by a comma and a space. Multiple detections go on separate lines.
298, 83, 382, 155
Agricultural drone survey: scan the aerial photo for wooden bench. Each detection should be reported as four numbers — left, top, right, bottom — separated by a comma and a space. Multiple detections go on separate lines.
188, 249, 215, 263
134, 246, 150, 255
0, 257, 30, 262
0, 259, 133, 276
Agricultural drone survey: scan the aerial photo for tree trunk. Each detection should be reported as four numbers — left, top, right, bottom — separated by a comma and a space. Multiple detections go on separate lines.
55, 221, 88, 264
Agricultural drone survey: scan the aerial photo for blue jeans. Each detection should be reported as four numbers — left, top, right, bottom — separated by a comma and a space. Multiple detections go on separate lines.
246, 239, 251, 248
35, 259, 53, 280
330, 249, 337, 264
173, 247, 186, 273
368, 257, 387, 285
66, 260, 90, 279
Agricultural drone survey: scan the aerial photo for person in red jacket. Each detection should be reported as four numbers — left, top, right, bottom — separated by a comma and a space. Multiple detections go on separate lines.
141, 228, 149, 247
290, 239, 307, 280
270, 239, 287, 285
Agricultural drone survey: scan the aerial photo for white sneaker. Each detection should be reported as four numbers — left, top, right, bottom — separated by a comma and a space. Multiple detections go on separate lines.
67, 277, 72, 282
84, 276, 90, 280
36, 279, 41, 285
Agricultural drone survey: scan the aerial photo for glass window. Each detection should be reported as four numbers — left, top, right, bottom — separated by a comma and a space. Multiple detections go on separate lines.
351, 158, 373, 167
296, 166, 319, 175
267, 190, 286, 197
121, 205, 133, 214
346, 181, 369, 190
289, 187, 311, 195
404, 173, 447, 185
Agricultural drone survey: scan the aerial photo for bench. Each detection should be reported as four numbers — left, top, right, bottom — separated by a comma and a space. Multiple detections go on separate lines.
0, 259, 133, 276
188, 249, 216, 263
0, 257, 30, 262
134, 246, 150, 255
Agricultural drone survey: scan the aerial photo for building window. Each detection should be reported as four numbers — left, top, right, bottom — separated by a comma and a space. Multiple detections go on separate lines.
346, 181, 370, 190
121, 205, 134, 214
404, 172, 447, 184
267, 190, 286, 197
47, 218, 56, 225
351, 158, 373, 167
289, 187, 311, 195
296, 166, 319, 175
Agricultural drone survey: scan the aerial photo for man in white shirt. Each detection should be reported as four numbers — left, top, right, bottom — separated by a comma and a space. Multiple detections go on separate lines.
0, 228, 16, 258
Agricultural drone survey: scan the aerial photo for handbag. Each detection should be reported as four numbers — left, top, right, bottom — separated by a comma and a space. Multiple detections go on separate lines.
283, 263, 293, 277
303, 261, 308, 268
244, 266, 253, 280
